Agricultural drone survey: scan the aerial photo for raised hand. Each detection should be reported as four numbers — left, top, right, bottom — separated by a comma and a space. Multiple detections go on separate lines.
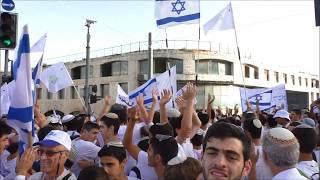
151, 88, 159, 103
182, 83, 196, 101
136, 93, 144, 107
16, 147, 37, 176
160, 89, 172, 106
208, 94, 215, 104
234, 104, 239, 115
128, 107, 139, 124
175, 96, 186, 110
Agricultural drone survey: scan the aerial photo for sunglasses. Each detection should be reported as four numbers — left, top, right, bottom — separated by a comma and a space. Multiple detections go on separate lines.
37, 149, 66, 157
153, 134, 173, 142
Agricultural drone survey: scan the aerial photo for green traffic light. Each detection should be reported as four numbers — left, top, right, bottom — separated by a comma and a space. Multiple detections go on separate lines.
2, 39, 12, 46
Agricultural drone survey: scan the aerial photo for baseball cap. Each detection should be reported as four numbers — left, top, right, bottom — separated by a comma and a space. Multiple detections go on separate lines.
33, 130, 72, 150
273, 110, 290, 121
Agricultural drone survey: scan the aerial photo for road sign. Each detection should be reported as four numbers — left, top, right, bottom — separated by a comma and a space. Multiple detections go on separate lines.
1, 0, 15, 11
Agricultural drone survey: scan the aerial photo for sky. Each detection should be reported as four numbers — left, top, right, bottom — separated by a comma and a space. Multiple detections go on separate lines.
1, 0, 319, 75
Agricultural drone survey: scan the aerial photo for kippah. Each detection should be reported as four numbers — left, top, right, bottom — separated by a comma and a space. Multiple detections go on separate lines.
266, 128, 297, 145
106, 113, 119, 119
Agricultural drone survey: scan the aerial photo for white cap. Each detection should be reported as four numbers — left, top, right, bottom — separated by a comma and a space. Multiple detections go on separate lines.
273, 110, 290, 121
34, 130, 72, 150
61, 114, 75, 123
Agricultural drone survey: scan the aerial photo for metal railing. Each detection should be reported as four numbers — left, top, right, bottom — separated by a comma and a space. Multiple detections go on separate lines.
44, 40, 242, 64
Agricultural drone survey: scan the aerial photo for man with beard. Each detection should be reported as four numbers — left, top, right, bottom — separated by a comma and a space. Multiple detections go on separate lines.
202, 122, 252, 180
16, 130, 76, 180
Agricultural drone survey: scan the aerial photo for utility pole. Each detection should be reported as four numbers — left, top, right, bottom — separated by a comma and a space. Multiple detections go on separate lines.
84, 19, 96, 115
148, 32, 153, 79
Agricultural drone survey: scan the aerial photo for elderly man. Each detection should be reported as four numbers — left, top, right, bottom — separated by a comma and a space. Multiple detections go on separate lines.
16, 130, 76, 180
262, 127, 307, 179
273, 110, 291, 128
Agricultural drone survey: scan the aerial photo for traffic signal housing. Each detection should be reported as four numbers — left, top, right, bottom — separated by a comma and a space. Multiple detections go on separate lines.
0, 12, 17, 49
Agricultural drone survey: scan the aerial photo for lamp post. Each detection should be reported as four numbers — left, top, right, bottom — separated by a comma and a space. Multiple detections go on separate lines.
85, 19, 96, 115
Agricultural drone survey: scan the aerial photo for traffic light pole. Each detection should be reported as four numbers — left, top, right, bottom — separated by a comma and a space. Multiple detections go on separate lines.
2, 50, 9, 82
84, 19, 96, 115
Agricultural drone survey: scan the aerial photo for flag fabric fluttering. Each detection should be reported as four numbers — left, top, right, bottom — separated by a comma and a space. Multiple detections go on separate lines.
116, 85, 133, 107
156, 66, 177, 108
155, 0, 200, 29
7, 25, 34, 150
39, 62, 74, 93
203, 2, 235, 34
128, 78, 158, 108
31, 34, 47, 88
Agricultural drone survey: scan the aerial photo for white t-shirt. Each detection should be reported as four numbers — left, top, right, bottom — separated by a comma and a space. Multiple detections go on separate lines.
273, 168, 308, 180
129, 151, 157, 180
27, 169, 77, 180
70, 138, 101, 177
255, 146, 273, 180
178, 138, 196, 158
0, 150, 16, 178
297, 160, 319, 180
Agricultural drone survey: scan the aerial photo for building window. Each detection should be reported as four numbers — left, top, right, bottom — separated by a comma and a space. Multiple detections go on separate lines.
291, 75, 295, 85
311, 92, 314, 101
119, 82, 128, 93
154, 58, 183, 74
195, 59, 232, 75
71, 86, 77, 99
139, 60, 149, 75
47, 91, 52, 100
274, 72, 279, 82
244, 66, 250, 78
283, 74, 287, 84
298, 77, 302, 86
100, 84, 110, 97
101, 61, 128, 77
58, 89, 65, 99
253, 67, 259, 79
264, 69, 269, 81
305, 78, 308, 87
71, 65, 93, 79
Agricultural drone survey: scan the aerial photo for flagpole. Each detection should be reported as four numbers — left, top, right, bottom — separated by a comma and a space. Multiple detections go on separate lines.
196, 0, 200, 86
230, 3, 248, 101
73, 85, 87, 113
164, 28, 175, 108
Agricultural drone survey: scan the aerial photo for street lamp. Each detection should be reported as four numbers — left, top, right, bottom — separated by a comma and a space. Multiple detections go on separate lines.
84, 19, 96, 115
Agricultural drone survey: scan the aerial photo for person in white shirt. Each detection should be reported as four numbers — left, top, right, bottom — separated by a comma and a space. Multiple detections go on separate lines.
0, 121, 11, 180
16, 130, 77, 180
98, 142, 139, 180
292, 124, 319, 180
262, 127, 307, 180
273, 110, 291, 128
70, 121, 101, 177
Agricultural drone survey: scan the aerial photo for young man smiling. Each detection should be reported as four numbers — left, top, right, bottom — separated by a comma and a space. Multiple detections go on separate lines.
202, 122, 252, 180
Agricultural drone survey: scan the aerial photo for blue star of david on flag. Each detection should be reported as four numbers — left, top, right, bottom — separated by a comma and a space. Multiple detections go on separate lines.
155, 0, 200, 29
171, 0, 186, 15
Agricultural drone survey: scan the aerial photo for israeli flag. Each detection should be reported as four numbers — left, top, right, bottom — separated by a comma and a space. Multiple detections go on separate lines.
116, 85, 133, 107
248, 90, 272, 109
129, 78, 157, 108
155, 0, 200, 29
7, 25, 34, 150
31, 33, 47, 88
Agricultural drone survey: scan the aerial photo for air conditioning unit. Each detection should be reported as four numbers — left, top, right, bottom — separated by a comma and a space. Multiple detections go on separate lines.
137, 74, 148, 81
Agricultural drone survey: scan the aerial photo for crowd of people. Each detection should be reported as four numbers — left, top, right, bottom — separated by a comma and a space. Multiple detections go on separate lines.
0, 82, 320, 180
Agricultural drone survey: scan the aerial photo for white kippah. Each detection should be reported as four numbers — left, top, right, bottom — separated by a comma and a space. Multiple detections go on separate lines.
106, 113, 119, 119
167, 108, 181, 118
267, 128, 297, 145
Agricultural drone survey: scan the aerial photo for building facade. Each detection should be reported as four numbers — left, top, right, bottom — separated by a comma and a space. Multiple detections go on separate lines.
37, 41, 319, 114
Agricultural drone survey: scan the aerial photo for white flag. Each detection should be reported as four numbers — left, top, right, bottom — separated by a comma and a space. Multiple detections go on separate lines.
203, 2, 235, 34
31, 33, 47, 52
116, 85, 133, 107
156, 66, 177, 108
155, 0, 200, 29
40, 62, 73, 93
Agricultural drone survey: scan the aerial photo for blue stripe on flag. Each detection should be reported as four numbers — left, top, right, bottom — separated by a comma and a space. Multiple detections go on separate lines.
249, 102, 271, 106
13, 34, 31, 80
32, 62, 39, 80
8, 106, 33, 123
129, 78, 157, 99
156, 13, 200, 26
143, 98, 154, 105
